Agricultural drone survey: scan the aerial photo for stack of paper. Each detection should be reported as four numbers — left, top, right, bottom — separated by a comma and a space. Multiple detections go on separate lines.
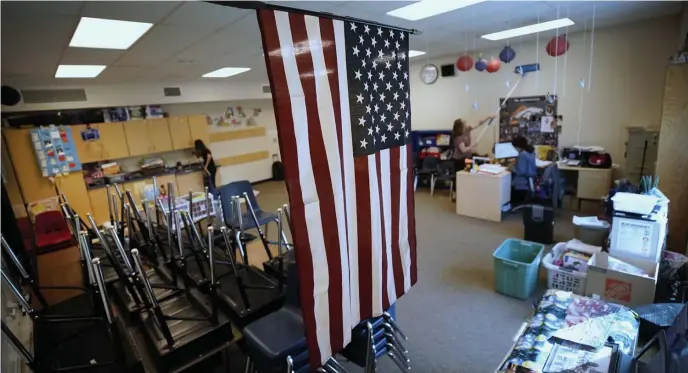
477, 164, 506, 174
611, 192, 658, 215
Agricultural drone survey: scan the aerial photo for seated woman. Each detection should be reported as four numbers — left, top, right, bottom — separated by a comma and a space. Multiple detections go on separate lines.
510, 136, 537, 205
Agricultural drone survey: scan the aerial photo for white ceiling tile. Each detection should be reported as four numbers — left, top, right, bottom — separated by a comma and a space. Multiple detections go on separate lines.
1, 1, 83, 17
81, 1, 182, 24
60, 48, 124, 66
161, 2, 250, 28
114, 24, 214, 66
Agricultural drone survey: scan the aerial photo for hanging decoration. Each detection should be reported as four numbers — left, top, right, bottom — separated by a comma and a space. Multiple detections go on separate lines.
456, 55, 474, 72
546, 35, 569, 57
499, 46, 516, 63
475, 57, 488, 72
487, 58, 501, 73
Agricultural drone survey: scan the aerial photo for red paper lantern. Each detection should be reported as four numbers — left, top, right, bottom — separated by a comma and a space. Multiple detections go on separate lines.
456, 55, 473, 72
546, 35, 569, 57
486, 58, 501, 73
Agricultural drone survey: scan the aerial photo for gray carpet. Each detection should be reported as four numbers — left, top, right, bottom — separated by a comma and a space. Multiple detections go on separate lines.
253, 181, 585, 373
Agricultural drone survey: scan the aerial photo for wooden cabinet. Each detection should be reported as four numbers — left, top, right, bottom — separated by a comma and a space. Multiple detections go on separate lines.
71, 124, 103, 163
123, 120, 150, 156
176, 172, 204, 195
148, 174, 178, 197
147, 119, 173, 154
98, 123, 129, 159
3, 129, 55, 202
169, 116, 193, 150
57, 173, 92, 223
188, 115, 209, 146
88, 188, 111, 226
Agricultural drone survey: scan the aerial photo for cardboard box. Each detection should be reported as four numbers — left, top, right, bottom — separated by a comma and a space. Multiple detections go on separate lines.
585, 252, 659, 307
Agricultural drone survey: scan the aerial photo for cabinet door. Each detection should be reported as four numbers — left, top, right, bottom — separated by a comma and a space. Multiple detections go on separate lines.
188, 115, 210, 146
176, 172, 204, 195
123, 120, 150, 156
58, 172, 93, 226
88, 188, 111, 226
98, 123, 129, 159
147, 119, 173, 154
169, 116, 193, 150
71, 124, 105, 163
148, 174, 178, 197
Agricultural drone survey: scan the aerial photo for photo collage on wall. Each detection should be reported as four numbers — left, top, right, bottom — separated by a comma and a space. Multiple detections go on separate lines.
30, 125, 82, 177
499, 95, 561, 147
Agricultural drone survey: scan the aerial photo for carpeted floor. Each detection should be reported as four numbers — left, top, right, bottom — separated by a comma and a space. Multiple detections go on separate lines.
252, 181, 590, 373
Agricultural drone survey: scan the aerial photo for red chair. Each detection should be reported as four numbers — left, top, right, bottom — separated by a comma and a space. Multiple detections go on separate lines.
33, 211, 73, 252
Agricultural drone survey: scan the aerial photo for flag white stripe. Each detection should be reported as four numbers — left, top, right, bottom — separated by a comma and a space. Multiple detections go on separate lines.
274, 11, 332, 360
380, 148, 396, 305
368, 154, 383, 315
304, 15, 351, 347
333, 19, 360, 327
398, 145, 412, 292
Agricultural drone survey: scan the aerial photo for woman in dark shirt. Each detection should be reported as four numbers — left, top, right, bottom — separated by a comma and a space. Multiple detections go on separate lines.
194, 139, 217, 194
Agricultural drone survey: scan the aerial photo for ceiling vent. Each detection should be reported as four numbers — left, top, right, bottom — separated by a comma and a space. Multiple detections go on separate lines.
163, 87, 182, 97
262, 85, 271, 94
21, 89, 87, 104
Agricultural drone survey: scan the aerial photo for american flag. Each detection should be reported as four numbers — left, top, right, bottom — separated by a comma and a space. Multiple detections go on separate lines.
258, 9, 417, 367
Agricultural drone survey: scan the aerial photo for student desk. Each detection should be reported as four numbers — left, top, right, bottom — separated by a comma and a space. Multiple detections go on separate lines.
455, 171, 511, 222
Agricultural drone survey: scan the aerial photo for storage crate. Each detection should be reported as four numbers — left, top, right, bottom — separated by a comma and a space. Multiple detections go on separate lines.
493, 238, 544, 299
542, 242, 587, 295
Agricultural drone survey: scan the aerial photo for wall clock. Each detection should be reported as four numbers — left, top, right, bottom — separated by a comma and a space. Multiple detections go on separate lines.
420, 64, 439, 84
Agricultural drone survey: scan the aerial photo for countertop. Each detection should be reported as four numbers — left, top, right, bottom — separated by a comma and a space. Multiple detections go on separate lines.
86, 166, 204, 190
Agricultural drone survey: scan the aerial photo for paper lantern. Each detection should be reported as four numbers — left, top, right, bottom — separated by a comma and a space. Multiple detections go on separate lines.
456, 55, 473, 72
499, 46, 516, 63
475, 58, 488, 72
486, 58, 501, 73
546, 35, 569, 57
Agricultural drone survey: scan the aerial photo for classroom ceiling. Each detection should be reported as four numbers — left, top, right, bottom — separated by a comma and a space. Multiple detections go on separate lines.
1, 1, 682, 87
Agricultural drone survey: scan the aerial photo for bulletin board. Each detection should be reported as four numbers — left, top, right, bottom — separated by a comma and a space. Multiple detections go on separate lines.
498, 95, 561, 147
30, 125, 82, 177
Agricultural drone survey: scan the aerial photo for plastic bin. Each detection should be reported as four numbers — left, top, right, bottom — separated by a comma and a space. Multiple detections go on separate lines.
573, 224, 609, 247
493, 238, 545, 299
542, 242, 587, 295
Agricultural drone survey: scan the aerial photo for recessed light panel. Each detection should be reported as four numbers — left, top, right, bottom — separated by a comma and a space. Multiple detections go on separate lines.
55, 65, 106, 78
387, 0, 485, 21
69, 17, 153, 50
409, 50, 426, 58
202, 67, 251, 78
482, 18, 575, 41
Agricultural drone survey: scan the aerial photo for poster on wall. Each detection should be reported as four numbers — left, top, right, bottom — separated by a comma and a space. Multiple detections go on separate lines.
30, 125, 82, 177
499, 95, 561, 147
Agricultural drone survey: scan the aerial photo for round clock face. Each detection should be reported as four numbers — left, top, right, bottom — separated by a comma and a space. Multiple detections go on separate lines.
421, 64, 438, 84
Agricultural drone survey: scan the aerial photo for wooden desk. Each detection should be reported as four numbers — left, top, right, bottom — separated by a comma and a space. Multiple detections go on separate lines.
455, 171, 511, 222
556, 163, 613, 202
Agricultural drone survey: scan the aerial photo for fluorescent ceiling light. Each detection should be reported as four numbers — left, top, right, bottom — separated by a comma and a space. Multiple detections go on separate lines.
69, 17, 153, 50
387, 0, 485, 21
55, 65, 106, 78
482, 18, 575, 41
409, 50, 426, 58
202, 67, 251, 78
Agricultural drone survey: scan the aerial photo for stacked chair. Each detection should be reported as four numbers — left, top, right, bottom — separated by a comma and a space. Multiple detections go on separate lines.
0, 233, 143, 373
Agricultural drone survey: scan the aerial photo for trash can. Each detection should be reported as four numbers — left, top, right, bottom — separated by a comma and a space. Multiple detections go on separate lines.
523, 205, 554, 244
573, 219, 610, 246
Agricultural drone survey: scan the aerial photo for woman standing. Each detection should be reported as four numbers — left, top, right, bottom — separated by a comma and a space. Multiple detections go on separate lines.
194, 139, 217, 194
451, 115, 495, 172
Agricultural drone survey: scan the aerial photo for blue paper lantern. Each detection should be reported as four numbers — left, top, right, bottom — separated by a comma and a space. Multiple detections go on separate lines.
499, 46, 516, 63
475, 58, 488, 71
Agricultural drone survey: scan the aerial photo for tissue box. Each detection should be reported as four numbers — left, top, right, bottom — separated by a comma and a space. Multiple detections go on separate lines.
585, 252, 658, 307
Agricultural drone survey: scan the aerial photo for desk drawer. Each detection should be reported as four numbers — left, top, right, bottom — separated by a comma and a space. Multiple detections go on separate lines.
577, 170, 611, 200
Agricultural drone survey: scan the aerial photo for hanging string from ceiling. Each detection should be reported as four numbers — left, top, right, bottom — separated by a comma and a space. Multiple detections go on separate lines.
553, 4, 560, 96
535, 10, 540, 90
588, 4, 596, 92
562, 5, 570, 97
576, 16, 589, 148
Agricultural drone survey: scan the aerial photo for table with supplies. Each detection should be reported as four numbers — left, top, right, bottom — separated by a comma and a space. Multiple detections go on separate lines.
455, 170, 511, 222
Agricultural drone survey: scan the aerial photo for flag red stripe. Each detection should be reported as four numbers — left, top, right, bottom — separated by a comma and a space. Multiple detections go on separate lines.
375, 152, 390, 311
406, 145, 418, 285
390, 146, 404, 299
256, 9, 322, 363
354, 156, 373, 320
288, 13, 345, 355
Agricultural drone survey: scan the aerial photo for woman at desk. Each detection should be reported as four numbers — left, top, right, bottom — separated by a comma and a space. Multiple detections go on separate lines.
510, 136, 537, 204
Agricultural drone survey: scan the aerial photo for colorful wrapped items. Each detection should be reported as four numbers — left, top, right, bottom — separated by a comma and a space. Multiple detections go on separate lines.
498, 290, 639, 372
